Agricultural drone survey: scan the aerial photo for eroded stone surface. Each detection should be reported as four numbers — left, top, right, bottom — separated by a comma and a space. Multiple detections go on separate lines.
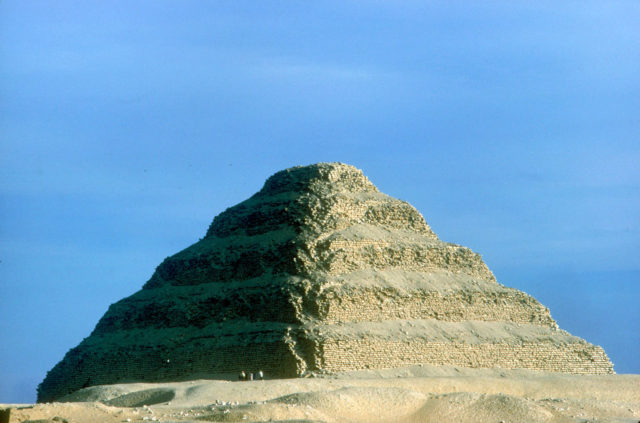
38, 162, 614, 402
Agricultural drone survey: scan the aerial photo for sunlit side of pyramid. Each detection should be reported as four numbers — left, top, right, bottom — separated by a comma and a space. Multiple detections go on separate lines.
38, 163, 613, 402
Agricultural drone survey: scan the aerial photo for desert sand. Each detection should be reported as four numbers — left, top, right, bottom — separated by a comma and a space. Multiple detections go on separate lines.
5, 366, 639, 423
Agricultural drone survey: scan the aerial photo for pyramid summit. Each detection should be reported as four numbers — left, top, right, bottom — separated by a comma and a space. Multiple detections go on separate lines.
38, 162, 613, 402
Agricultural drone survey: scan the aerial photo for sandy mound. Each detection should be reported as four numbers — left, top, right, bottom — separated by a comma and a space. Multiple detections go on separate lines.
6, 367, 639, 422
103, 388, 176, 408
407, 392, 554, 423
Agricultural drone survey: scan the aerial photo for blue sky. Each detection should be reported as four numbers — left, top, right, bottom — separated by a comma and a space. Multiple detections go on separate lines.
1, 1, 638, 403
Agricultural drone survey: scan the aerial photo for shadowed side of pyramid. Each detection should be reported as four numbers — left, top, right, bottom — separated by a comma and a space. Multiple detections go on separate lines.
37, 163, 613, 403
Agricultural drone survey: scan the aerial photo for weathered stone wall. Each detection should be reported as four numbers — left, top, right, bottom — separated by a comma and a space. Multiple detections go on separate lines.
308, 241, 495, 281
94, 282, 302, 333
38, 339, 298, 403
319, 339, 614, 375
208, 186, 435, 241
39, 331, 613, 403
319, 288, 556, 327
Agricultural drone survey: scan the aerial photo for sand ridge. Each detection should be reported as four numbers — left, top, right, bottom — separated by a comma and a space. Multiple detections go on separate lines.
6, 367, 640, 422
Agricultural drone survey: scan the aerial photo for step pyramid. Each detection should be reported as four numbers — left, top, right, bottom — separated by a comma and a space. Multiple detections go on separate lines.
38, 162, 613, 402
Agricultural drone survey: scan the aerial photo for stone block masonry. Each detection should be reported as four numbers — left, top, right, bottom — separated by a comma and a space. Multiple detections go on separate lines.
38, 326, 300, 402
319, 286, 556, 327
320, 339, 613, 375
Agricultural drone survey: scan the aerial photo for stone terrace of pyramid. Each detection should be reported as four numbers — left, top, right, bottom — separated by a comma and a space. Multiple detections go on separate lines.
37, 162, 613, 402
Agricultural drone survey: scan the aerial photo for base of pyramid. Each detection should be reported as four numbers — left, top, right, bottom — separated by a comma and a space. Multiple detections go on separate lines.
37, 324, 300, 403
39, 319, 613, 402
318, 338, 612, 375
303, 320, 614, 376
